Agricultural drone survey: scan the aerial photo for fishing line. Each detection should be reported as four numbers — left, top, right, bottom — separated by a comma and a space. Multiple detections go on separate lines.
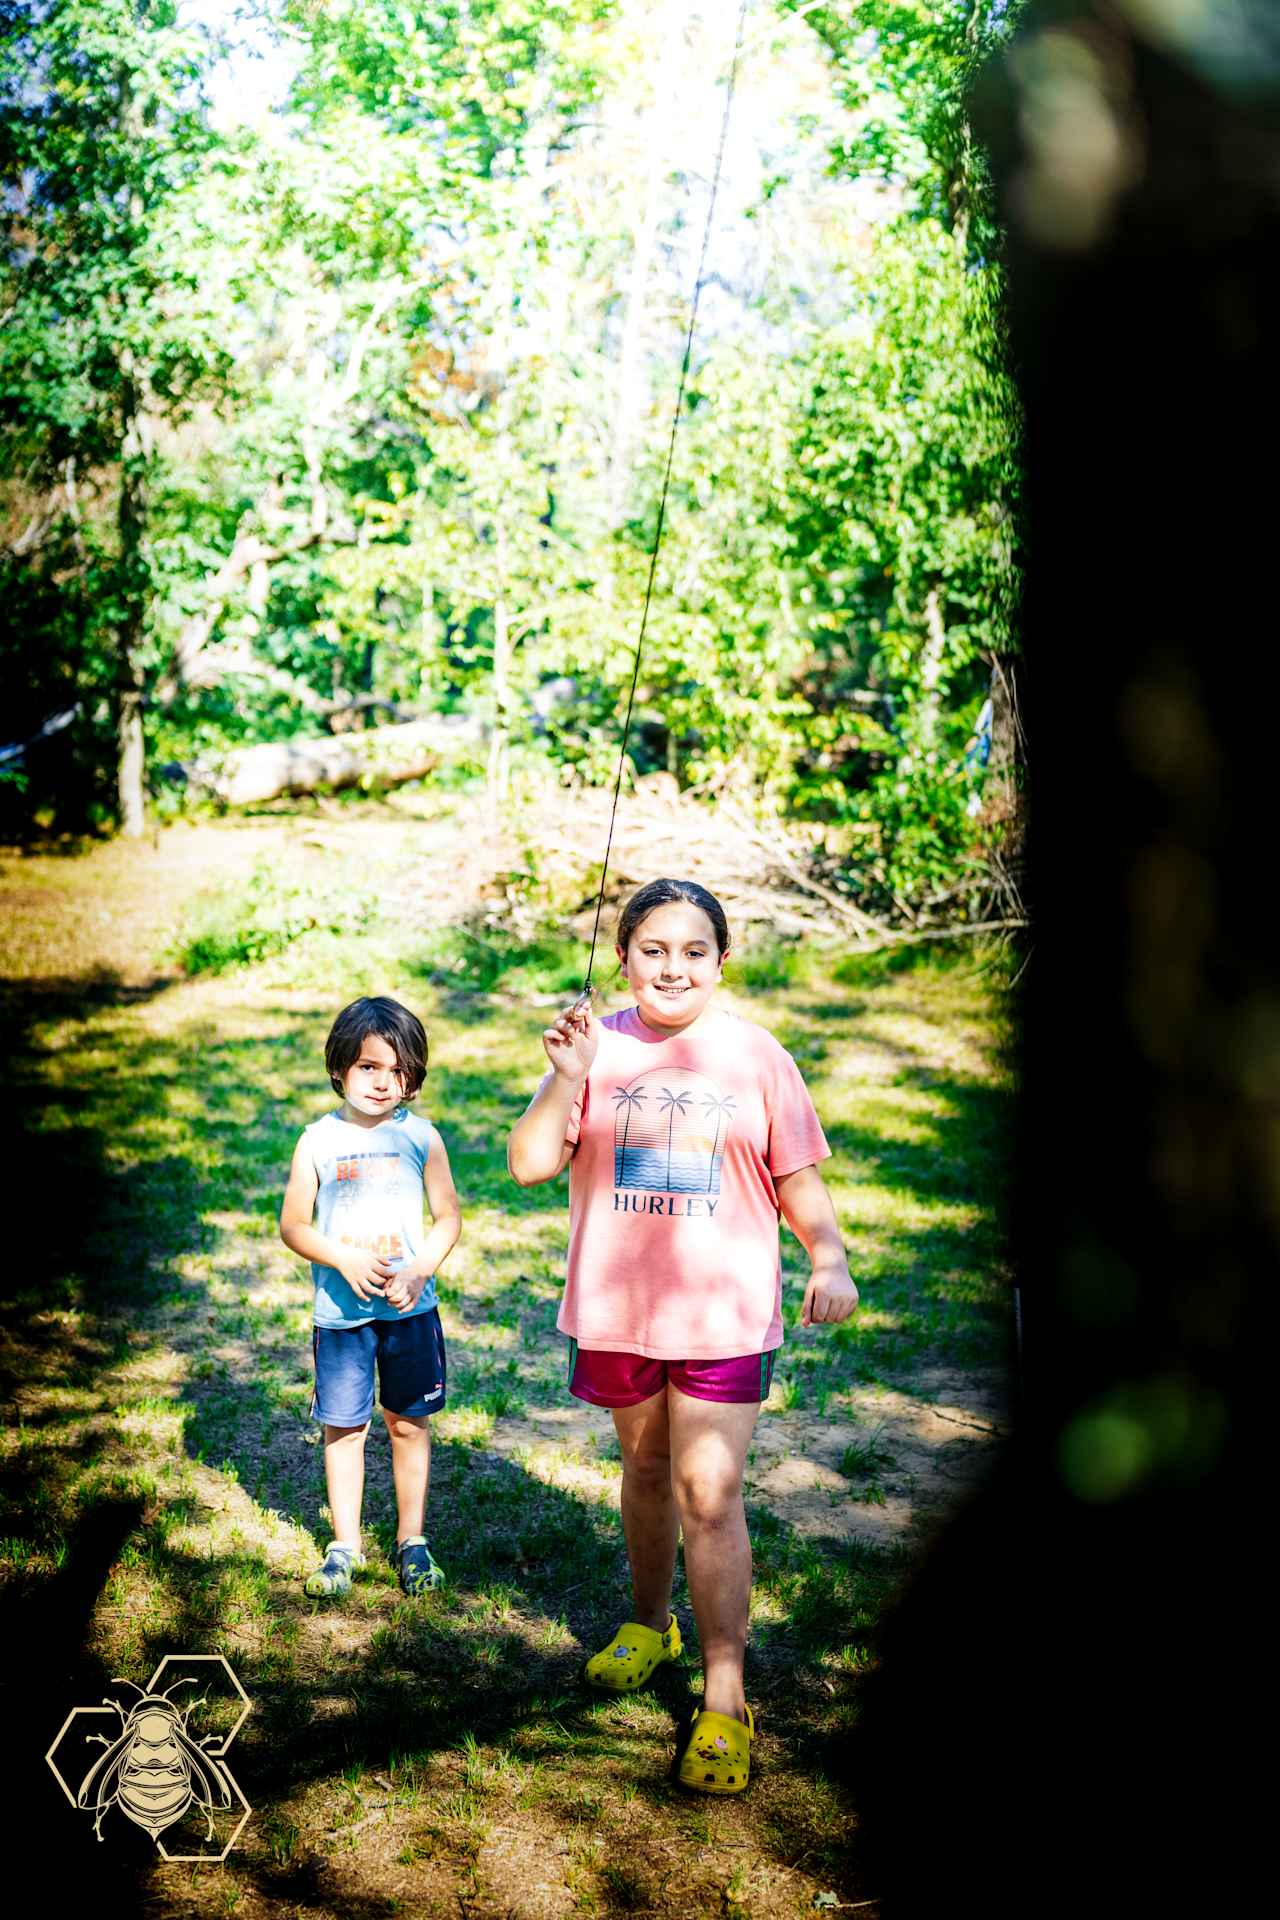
577, 0, 752, 1005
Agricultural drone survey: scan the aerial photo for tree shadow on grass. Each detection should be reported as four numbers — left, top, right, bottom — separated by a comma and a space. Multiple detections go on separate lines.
4, 1275, 890, 1912
59, 1425, 890, 1912
0, 969, 989, 1912
822, 1067, 1012, 1212
0, 967, 178, 1005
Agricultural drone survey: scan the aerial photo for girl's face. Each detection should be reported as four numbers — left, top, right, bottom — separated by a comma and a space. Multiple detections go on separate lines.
617, 901, 726, 1032
341, 1032, 405, 1121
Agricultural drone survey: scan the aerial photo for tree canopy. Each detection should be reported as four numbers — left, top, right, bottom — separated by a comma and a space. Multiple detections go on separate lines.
1, 0, 1024, 922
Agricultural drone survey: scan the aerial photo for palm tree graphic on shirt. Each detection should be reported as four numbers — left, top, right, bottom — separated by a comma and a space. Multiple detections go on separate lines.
612, 1085, 648, 1184
700, 1091, 737, 1190
611, 1068, 734, 1194
657, 1086, 694, 1188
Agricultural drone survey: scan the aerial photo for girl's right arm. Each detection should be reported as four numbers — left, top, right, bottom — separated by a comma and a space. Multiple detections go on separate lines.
279, 1136, 394, 1302
507, 1001, 598, 1186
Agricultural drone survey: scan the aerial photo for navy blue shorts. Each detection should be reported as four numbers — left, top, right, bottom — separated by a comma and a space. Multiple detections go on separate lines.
311, 1308, 447, 1426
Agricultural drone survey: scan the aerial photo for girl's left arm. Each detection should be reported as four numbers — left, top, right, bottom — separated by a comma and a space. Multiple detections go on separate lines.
775, 1164, 859, 1328
387, 1127, 462, 1313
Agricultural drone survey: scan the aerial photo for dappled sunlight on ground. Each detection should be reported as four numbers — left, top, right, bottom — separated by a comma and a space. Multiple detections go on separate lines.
2, 817, 1013, 1916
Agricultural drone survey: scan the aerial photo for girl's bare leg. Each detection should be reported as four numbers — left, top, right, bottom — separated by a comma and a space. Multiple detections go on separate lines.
611, 1391, 678, 1631
667, 1389, 759, 1722
383, 1410, 431, 1542
323, 1421, 369, 1546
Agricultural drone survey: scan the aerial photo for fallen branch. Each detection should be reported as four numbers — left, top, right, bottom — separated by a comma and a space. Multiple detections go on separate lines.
718, 801, 895, 944
167, 714, 483, 807
163, 642, 418, 728
153, 489, 360, 703
461, 775, 1033, 954
325, 1801, 388, 1839
929, 1408, 1008, 1437
868, 917, 1029, 949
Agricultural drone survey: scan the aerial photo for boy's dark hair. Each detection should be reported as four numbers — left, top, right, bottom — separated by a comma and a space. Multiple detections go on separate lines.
616, 879, 731, 957
325, 996, 428, 1099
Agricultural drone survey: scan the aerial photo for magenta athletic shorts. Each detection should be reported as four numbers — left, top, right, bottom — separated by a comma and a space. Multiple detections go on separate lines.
567, 1341, 777, 1408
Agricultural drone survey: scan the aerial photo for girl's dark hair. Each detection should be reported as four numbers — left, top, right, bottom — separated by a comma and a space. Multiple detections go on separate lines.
616, 879, 731, 956
325, 996, 428, 1099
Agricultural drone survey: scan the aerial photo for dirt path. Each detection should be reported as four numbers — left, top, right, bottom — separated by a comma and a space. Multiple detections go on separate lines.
0, 796, 489, 992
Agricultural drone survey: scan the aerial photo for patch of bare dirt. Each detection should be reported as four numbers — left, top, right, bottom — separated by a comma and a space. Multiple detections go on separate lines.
0, 799, 482, 991
481, 1366, 1007, 1552
749, 1367, 1007, 1547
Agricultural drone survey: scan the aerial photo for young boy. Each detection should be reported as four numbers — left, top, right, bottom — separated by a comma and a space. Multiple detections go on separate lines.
281, 995, 461, 1599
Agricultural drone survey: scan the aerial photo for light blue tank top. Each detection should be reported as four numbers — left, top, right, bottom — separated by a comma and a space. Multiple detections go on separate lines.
302, 1108, 437, 1328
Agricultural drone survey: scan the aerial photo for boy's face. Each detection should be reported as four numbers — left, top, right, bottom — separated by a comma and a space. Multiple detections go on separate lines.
616, 901, 725, 1032
341, 1033, 406, 1119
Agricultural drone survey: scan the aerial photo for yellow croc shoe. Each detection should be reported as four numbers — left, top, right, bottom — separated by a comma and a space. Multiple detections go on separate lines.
676, 1705, 755, 1794
584, 1616, 682, 1692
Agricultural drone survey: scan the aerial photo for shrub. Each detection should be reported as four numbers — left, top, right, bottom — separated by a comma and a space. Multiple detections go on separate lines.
170, 862, 373, 976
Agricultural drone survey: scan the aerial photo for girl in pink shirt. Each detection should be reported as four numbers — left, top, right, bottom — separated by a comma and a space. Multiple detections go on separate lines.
508, 878, 857, 1794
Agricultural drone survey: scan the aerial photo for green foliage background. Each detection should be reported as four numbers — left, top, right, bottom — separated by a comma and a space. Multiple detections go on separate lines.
1, 0, 1023, 917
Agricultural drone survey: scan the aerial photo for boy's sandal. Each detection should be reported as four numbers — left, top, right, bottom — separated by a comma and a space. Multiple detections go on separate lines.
396, 1534, 445, 1595
584, 1616, 683, 1692
676, 1704, 755, 1795
304, 1542, 364, 1598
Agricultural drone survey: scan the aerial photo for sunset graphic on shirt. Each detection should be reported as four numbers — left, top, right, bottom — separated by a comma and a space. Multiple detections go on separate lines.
612, 1069, 736, 1194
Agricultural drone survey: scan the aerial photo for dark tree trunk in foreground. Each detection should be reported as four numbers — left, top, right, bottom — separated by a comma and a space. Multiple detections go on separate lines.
855, 9, 1276, 1914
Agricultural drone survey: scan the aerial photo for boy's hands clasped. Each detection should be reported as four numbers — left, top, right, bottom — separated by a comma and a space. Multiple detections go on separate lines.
383, 1265, 427, 1314
336, 1245, 395, 1302
336, 1245, 427, 1314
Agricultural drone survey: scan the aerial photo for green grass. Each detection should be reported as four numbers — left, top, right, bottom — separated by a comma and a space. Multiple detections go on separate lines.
170, 857, 384, 975
1, 812, 1012, 1918
840, 1430, 896, 1479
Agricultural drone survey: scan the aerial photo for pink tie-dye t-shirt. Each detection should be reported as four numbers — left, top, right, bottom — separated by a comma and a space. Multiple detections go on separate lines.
549, 1006, 831, 1361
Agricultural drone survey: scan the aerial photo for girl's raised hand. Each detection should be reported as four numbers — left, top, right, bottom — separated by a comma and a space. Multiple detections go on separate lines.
541, 994, 598, 1081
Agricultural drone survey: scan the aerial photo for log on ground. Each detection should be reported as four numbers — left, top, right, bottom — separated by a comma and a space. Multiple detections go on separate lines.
173, 716, 484, 807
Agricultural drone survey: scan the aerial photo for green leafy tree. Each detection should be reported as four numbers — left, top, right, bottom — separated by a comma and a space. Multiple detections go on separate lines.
799, 0, 1016, 253
1, 0, 234, 832
247, 0, 619, 789
1, 0, 1027, 914
775, 0, 1025, 911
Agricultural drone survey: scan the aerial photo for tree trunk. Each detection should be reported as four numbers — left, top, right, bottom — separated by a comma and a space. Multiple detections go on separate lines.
861, 24, 1277, 1912
947, 0, 986, 257
917, 587, 947, 754
606, 1, 679, 529
488, 591, 511, 809
488, 513, 512, 815
983, 650, 1024, 833
116, 362, 150, 838
116, 685, 146, 838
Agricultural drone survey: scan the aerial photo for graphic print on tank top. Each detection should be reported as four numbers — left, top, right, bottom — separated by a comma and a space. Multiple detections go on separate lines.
330, 1149, 405, 1262
612, 1069, 737, 1195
